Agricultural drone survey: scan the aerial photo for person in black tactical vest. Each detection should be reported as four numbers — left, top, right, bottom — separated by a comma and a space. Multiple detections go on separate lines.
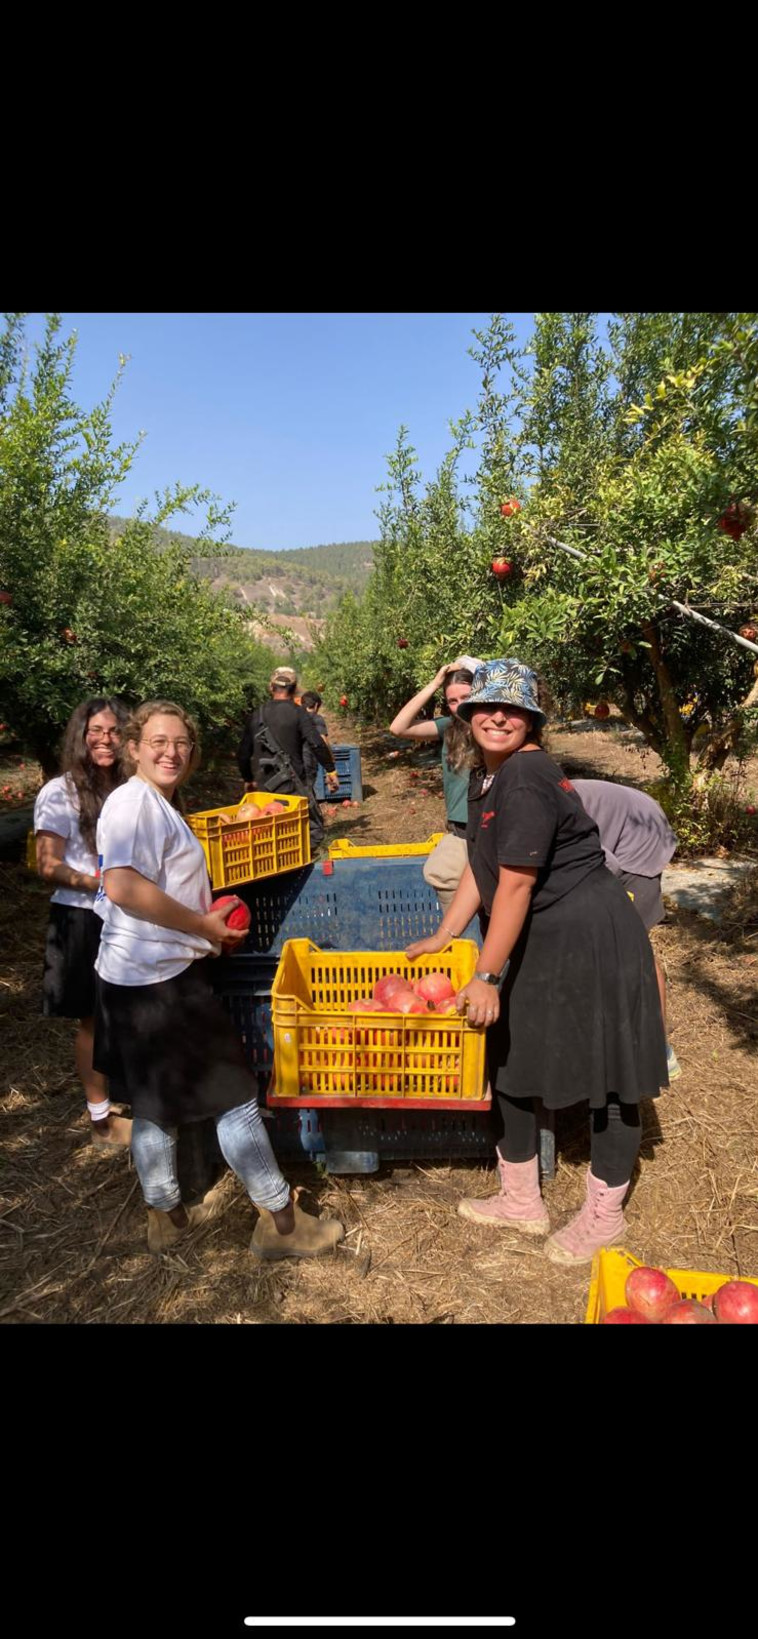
236, 667, 339, 852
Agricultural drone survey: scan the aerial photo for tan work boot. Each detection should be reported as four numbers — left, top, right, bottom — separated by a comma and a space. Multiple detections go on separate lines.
91, 1114, 132, 1150
146, 1201, 214, 1254
250, 1201, 344, 1261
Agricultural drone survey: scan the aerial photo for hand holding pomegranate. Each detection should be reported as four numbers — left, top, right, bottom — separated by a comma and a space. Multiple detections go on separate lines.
203, 896, 250, 950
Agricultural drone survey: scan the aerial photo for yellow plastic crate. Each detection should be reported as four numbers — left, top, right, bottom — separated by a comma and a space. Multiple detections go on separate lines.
270, 937, 488, 1105
187, 791, 310, 889
328, 833, 444, 860
585, 1247, 758, 1323
26, 830, 37, 871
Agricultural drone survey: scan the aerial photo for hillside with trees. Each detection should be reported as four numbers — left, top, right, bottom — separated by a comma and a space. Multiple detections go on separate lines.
107, 519, 376, 623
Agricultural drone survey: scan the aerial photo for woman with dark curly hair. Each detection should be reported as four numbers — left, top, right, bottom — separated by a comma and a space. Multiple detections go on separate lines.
33, 697, 130, 1148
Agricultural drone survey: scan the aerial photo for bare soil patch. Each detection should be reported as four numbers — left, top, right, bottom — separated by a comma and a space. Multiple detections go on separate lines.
1, 718, 756, 1325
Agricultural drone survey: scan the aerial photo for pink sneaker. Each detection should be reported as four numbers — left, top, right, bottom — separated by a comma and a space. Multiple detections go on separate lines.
545, 1168, 629, 1266
458, 1153, 549, 1236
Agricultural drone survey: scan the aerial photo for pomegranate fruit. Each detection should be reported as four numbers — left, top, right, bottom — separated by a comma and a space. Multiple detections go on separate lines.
602, 1308, 649, 1324
213, 896, 251, 933
395, 992, 432, 1014
373, 974, 414, 1008
500, 499, 521, 517
414, 973, 455, 1004
661, 1299, 716, 1324
713, 1280, 758, 1324
625, 1265, 680, 1322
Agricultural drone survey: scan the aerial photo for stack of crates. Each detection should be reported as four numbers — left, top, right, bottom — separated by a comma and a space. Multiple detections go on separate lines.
212, 851, 493, 1171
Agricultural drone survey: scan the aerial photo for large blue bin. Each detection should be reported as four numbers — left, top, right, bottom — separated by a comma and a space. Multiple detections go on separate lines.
315, 744, 362, 803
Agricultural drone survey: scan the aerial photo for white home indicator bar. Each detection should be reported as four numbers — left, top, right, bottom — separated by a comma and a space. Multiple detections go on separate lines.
243, 1621, 516, 1629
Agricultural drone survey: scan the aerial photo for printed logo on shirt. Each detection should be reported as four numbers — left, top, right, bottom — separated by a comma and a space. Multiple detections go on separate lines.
480, 810, 496, 829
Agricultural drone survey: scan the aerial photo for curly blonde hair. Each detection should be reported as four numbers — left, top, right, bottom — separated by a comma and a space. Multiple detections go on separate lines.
123, 700, 201, 801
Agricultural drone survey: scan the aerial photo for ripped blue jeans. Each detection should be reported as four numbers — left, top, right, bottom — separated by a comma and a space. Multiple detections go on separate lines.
131, 1099, 291, 1214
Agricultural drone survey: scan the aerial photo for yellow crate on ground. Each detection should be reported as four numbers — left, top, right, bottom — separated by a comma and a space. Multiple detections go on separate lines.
328, 833, 444, 859
187, 792, 310, 890
26, 830, 37, 871
270, 938, 487, 1104
585, 1247, 758, 1323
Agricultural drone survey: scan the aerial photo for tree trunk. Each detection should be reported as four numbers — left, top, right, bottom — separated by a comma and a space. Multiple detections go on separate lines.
695, 675, 758, 780
618, 651, 664, 755
641, 620, 690, 776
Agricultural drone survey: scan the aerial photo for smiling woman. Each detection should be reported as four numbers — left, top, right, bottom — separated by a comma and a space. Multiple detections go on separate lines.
33, 696, 130, 1149
405, 658, 669, 1266
91, 698, 344, 1260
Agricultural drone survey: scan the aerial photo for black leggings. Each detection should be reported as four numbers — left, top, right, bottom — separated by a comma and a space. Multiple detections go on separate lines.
497, 1094, 641, 1188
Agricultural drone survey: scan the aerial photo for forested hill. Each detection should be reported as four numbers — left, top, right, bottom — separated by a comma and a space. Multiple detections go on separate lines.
108, 518, 377, 619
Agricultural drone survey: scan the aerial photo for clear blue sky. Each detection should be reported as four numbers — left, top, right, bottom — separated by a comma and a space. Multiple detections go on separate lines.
22, 313, 538, 552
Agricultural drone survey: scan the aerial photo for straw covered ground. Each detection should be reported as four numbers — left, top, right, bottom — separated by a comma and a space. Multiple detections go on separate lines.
1, 720, 756, 1325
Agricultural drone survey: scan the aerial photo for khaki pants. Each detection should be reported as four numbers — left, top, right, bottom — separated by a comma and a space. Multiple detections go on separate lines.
422, 832, 469, 916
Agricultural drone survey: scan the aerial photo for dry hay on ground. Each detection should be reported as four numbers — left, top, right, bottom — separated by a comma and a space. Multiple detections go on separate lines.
1, 720, 756, 1325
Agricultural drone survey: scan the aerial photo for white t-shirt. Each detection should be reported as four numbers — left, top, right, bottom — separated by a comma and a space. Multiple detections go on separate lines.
33, 775, 99, 911
95, 777, 219, 986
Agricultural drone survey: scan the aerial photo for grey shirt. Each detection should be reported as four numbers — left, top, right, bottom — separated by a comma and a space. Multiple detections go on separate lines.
571, 779, 677, 879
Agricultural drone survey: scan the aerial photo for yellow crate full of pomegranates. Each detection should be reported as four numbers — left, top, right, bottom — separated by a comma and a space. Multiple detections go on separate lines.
328, 833, 445, 860
270, 938, 488, 1107
585, 1247, 758, 1323
186, 792, 310, 890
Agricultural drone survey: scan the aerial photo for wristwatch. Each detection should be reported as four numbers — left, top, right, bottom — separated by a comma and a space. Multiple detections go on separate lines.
473, 970, 503, 987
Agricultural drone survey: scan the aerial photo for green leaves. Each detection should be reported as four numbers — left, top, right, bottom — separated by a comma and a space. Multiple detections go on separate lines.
0, 315, 272, 768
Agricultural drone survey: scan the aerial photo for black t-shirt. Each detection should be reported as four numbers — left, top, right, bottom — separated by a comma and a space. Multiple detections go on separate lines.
302, 712, 329, 782
236, 700, 336, 785
466, 749, 605, 914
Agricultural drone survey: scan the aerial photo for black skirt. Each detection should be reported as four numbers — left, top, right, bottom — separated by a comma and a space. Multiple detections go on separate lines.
93, 957, 257, 1127
42, 904, 102, 1020
486, 867, 668, 1109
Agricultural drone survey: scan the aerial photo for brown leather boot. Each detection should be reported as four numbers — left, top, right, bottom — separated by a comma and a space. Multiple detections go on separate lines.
146, 1200, 216, 1254
250, 1201, 344, 1261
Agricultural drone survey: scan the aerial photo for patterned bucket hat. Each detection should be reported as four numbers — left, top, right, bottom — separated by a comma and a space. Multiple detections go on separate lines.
456, 658, 546, 726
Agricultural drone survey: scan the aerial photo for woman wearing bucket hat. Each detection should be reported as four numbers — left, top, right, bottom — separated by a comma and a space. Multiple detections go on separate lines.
389, 658, 482, 914
406, 659, 668, 1266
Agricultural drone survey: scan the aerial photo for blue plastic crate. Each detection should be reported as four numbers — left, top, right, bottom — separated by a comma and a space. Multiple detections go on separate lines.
229, 855, 480, 956
315, 744, 362, 803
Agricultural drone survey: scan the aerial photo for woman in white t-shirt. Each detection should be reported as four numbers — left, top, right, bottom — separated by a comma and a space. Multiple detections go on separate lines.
34, 697, 131, 1149
93, 699, 345, 1259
